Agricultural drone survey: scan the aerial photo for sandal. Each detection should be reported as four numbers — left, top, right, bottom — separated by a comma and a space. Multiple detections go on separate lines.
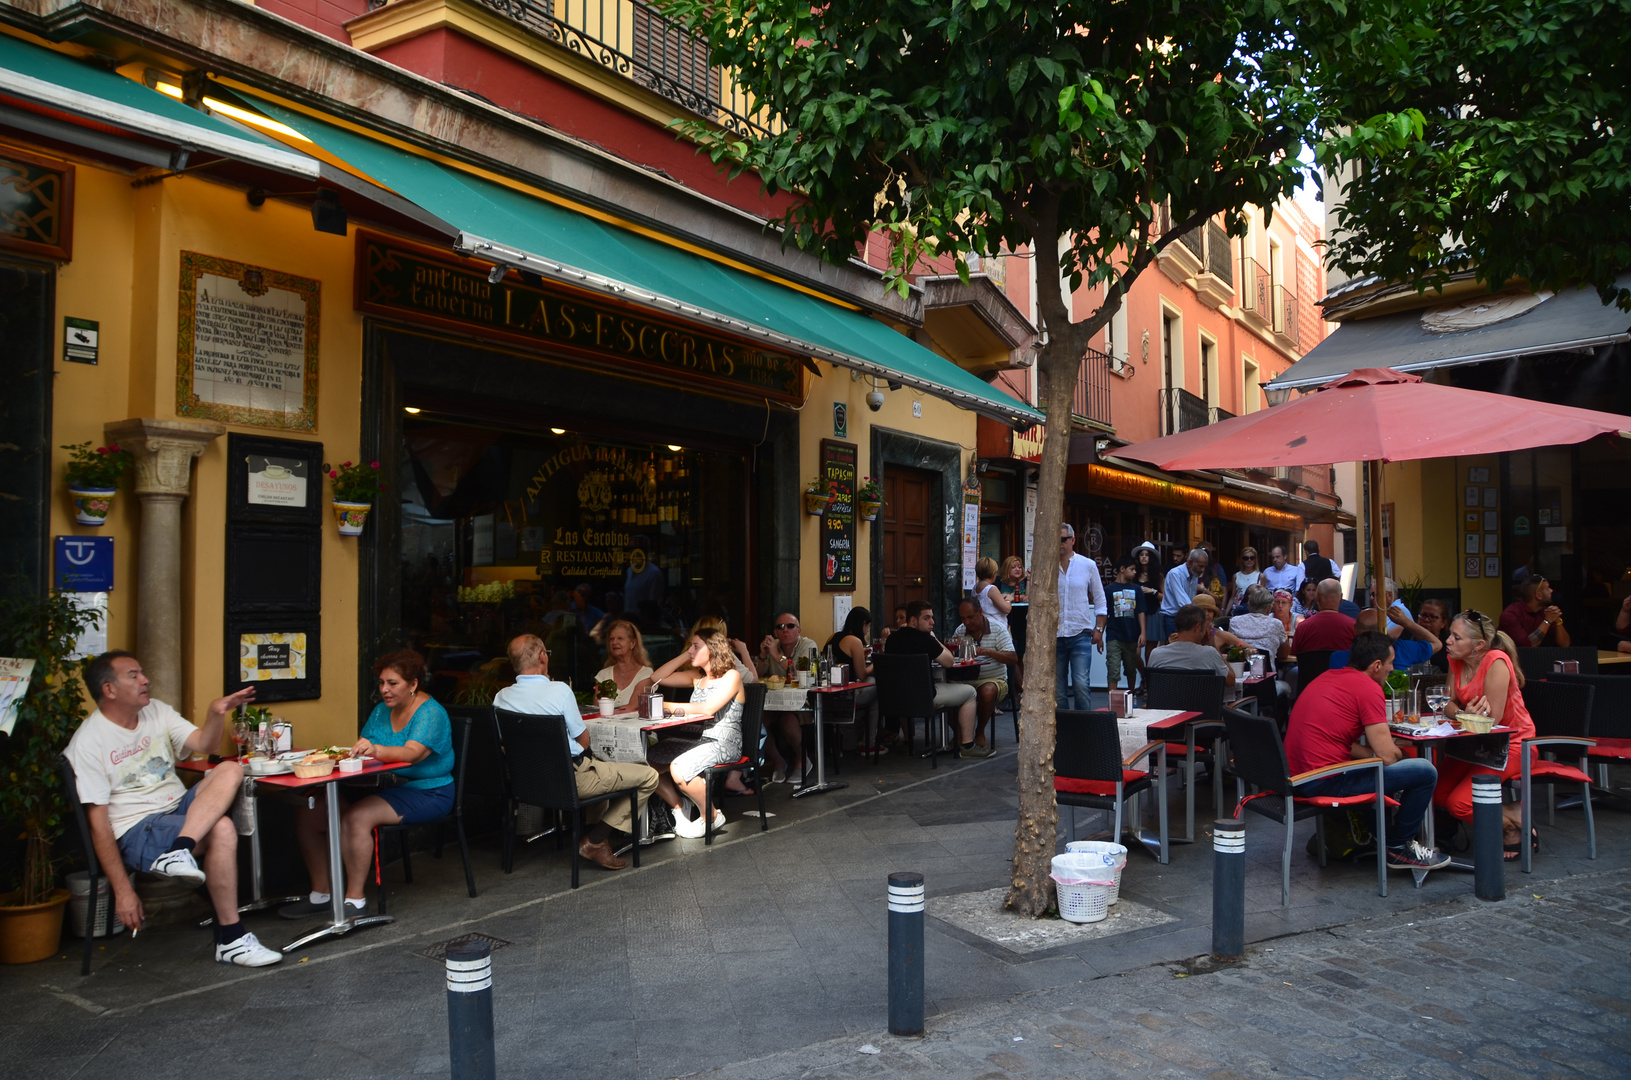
1502, 828, 1540, 861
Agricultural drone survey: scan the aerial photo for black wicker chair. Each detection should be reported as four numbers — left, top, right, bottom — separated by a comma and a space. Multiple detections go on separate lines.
873, 653, 949, 767
1054, 710, 1168, 862
701, 683, 769, 845
1143, 669, 1227, 841
1294, 650, 1336, 697
493, 709, 642, 887
1518, 680, 1597, 873
1223, 707, 1391, 906
1548, 673, 1631, 792
374, 713, 477, 913
58, 756, 109, 976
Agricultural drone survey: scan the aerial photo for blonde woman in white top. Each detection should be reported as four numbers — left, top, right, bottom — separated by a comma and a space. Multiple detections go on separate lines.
974, 556, 1012, 629
591, 619, 654, 708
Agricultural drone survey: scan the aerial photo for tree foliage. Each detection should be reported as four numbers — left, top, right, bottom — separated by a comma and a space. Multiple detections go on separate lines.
1309, 0, 1631, 309
657, 0, 1326, 916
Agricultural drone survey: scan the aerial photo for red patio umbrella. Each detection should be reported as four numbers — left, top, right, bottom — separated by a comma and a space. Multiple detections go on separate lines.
1114, 368, 1631, 615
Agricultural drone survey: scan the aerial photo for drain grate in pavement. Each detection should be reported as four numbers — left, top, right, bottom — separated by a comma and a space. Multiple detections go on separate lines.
414, 932, 514, 963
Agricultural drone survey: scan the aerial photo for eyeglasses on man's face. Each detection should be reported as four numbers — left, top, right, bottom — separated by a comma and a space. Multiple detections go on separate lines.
774, 622, 799, 631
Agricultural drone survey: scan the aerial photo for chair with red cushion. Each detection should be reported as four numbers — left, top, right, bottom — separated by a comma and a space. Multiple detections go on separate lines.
1547, 673, 1631, 790
1223, 707, 1393, 906
1054, 709, 1168, 863
1517, 680, 1596, 873
701, 683, 769, 846
1143, 669, 1227, 842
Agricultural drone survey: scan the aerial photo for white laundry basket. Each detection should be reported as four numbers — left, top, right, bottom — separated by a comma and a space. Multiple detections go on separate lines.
1050, 853, 1114, 924
1065, 841, 1129, 903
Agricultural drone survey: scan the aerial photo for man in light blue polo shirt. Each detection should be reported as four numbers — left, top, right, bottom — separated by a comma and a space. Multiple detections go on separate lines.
1157, 548, 1208, 644
494, 634, 658, 869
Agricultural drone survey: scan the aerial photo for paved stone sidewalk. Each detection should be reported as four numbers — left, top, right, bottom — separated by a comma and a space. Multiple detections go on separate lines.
691, 868, 1631, 1080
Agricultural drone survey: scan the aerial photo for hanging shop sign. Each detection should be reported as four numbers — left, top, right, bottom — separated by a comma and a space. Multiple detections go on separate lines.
356, 234, 806, 405
820, 439, 857, 591
176, 251, 321, 431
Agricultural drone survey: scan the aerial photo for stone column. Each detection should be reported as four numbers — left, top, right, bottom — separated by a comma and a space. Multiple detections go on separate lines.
104, 418, 224, 705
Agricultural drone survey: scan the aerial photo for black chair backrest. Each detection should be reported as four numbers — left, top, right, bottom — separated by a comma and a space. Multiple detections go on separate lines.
1517, 646, 1599, 684
1144, 669, 1226, 722
58, 755, 104, 876
738, 683, 769, 765
872, 652, 937, 716
1296, 650, 1335, 696
1054, 710, 1126, 782
1548, 673, 1631, 740
1222, 707, 1292, 796
448, 713, 473, 814
493, 709, 583, 812
1522, 680, 1594, 739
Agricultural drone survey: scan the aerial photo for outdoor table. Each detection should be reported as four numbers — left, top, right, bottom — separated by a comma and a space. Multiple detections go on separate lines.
1141, 707, 1213, 844
765, 681, 867, 798
583, 710, 698, 763
1388, 723, 1512, 864
249, 757, 410, 952
1598, 650, 1631, 667
176, 757, 304, 916
945, 660, 984, 682
1090, 708, 1195, 859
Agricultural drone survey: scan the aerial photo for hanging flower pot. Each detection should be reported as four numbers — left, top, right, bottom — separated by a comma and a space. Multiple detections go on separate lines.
859, 499, 883, 522
332, 500, 372, 536
0, 889, 70, 965
803, 492, 832, 516
68, 486, 118, 527
856, 476, 883, 522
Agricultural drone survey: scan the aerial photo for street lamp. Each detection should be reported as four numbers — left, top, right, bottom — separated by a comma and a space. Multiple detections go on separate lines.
1262, 384, 1293, 408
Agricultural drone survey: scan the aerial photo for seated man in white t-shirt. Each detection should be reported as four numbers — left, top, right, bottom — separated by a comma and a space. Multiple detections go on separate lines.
1146, 605, 1235, 686
64, 651, 281, 967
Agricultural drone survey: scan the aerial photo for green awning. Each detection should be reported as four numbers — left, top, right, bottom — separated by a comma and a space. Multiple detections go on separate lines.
244, 98, 1042, 426
0, 32, 316, 177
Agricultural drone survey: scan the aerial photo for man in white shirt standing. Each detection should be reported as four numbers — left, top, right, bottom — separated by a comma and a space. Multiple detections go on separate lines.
1056, 523, 1108, 710
64, 651, 282, 967
1157, 547, 1208, 645
1262, 546, 1306, 597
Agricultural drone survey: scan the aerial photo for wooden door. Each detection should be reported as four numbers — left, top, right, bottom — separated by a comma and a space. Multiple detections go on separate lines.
881, 467, 934, 621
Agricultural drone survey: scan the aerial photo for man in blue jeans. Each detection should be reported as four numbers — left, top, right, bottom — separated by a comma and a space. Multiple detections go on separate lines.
1055, 524, 1107, 710
1283, 631, 1451, 870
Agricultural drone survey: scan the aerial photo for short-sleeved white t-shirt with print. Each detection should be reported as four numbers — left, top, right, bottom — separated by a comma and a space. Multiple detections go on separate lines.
65, 700, 196, 839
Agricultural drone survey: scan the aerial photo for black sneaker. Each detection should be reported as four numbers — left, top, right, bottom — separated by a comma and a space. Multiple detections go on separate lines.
277, 897, 330, 920
645, 802, 677, 842
1386, 841, 1452, 870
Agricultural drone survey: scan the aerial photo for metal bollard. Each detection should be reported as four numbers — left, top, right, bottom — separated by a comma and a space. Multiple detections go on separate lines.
1472, 775, 1505, 902
887, 871, 925, 1037
446, 939, 496, 1080
1211, 818, 1246, 961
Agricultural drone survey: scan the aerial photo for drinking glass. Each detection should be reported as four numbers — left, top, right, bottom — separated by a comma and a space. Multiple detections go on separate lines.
232, 718, 251, 759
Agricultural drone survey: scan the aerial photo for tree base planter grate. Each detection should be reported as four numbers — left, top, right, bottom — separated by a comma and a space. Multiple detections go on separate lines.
414, 932, 512, 963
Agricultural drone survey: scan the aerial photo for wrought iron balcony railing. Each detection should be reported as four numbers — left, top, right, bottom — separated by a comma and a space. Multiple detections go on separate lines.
1274, 284, 1301, 347
1073, 346, 1113, 428
1205, 222, 1232, 284
1241, 255, 1272, 324
1160, 386, 1210, 435
1208, 405, 1235, 425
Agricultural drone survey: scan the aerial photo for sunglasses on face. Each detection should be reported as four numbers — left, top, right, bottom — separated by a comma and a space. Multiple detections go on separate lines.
774, 622, 798, 631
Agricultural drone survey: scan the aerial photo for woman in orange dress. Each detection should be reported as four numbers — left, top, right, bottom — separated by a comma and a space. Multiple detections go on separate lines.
1436, 610, 1536, 859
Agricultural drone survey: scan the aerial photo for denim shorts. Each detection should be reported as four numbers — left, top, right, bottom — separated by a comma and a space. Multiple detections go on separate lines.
116, 784, 199, 873
371, 782, 454, 825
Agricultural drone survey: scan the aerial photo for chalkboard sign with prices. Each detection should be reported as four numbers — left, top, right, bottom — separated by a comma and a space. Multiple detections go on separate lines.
821, 439, 857, 591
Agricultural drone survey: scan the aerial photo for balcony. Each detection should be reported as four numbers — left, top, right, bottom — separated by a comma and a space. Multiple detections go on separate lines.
1155, 204, 1232, 309
1208, 405, 1235, 425
1160, 386, 1210, 435
1272, 464, 1306, 488
1241, 255, 1273, 328
1273, 284, 1301, 348
1073, 345, 1113, 429
404, 0, 780, 137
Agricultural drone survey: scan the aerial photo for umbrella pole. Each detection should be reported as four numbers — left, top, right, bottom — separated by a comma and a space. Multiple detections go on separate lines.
1367, 459, 1388, 629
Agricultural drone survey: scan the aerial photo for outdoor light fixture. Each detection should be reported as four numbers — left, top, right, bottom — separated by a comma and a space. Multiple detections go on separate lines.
551, 428, 566, 434
667, 444, 683, 451
1262, 385, 1293, 407
404, 407, 421, 414
487, 265, 507, 284
310, 189, 347, 235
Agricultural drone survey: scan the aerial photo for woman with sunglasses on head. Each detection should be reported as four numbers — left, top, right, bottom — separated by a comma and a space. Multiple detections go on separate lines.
1436, 610, 1537, 859
1232, 548, 1266, 615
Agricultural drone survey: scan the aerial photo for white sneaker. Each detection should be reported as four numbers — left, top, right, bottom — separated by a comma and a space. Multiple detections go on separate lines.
673, 808, 708, 838
216, 932, 282, 967
710, 809, 726, 830
149, 849, 206, 886
770, 767, 788, 785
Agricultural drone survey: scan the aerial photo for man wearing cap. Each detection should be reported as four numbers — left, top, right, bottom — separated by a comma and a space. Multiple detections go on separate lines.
1056, 523, 1108, 711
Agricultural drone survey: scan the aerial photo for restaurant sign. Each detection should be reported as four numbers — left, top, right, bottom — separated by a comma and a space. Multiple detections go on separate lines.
820, 439, 857, 591
357, 234, 805, 404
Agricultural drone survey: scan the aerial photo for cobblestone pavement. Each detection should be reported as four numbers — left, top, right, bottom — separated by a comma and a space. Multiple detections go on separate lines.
691, 868, 1631, 1080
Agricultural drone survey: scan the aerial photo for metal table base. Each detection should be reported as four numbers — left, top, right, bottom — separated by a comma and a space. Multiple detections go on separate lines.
792, 687, 849, 798
283, 778, 395, 951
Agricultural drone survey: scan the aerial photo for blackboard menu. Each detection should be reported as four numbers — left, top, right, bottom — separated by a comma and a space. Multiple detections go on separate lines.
820, 438, 857, 591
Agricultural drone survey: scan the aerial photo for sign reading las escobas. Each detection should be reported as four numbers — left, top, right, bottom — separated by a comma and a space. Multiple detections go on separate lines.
358, 235, 804, 403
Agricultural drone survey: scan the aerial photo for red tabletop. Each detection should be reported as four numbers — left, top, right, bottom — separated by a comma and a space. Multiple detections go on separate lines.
250, 758, 408, 789
808, 680, 872, 694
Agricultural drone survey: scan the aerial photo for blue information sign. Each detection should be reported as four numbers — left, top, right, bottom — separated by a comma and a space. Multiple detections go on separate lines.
55, 536, 114, 591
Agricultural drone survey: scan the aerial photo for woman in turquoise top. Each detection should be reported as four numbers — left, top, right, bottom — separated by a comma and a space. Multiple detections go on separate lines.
280, 649, 453, 920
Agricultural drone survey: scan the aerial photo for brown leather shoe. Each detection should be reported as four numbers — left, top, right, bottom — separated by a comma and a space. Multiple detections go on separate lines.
578, 838, 627, 871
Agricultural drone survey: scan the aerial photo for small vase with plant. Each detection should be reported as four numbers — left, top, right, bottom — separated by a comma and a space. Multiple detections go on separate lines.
61, 441, 134, 527
857, 475, 883, 521
803, 476, 838, 516
1225, 643, 1249, 682
596, 678, 619, 717
0, 589, 101, 963
326, 459, 384, 536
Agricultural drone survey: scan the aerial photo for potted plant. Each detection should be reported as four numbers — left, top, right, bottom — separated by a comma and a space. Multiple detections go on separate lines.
857, 475, 883, 521
803, 476, 837, 516
795, 653, 814, 688
1225, 644, 1249, 683
595, 678, 619, 717
0, 590, 100, 964
326, 459, 384, 536
61, 441, 134, 527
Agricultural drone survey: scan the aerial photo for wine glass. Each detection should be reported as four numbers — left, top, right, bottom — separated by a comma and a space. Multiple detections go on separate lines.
232, 716, 251, 760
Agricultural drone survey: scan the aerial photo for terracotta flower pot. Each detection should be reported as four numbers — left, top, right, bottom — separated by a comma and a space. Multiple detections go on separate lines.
0, 889, 70, 965
803, 492, 832, 516
332, 499, 372, 536
68, 486, 117, 527
859, 500, 882, 521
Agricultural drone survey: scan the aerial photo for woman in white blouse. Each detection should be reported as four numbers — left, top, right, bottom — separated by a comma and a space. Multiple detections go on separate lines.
592, 619, 654, 707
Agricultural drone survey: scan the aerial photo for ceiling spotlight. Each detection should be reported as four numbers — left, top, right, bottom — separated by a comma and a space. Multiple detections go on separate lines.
487, 265, 507, 284
667, 444, 683, 452
403, 406, 421, 414
551, 428, 566, 435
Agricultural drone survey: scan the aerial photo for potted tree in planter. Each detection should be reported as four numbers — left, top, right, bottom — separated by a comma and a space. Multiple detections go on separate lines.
857, 475, 883, 521
61, 441, 134, 527
0, 590, 100, 964
803, 476, 838, 516
1225, 644, 1249, 684
326, 459, 384, 536
595, 679, 619, 717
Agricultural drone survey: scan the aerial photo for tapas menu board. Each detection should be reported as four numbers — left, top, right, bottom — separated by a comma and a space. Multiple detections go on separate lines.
820, 439, 857, 591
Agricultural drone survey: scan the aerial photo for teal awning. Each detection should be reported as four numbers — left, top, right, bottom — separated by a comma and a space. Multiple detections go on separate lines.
0, 33, 316, 177
244, 97, 1042, 426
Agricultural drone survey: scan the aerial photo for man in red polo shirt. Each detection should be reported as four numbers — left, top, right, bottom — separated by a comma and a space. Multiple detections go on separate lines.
1291, 578, 1356, 654
1285, 631, 1450, 870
